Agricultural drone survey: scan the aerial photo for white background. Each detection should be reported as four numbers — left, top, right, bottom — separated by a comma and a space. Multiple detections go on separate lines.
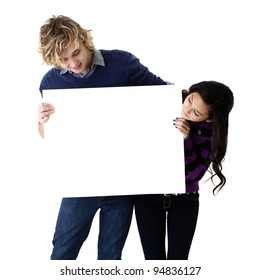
0, 0, 259, 279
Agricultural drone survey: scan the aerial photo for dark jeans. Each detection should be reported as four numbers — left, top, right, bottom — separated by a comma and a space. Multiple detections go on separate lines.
135, 192, 199, 260
51, 195, 134, 260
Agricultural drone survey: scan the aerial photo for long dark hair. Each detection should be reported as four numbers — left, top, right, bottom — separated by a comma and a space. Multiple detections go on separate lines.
188, 81, 234, 194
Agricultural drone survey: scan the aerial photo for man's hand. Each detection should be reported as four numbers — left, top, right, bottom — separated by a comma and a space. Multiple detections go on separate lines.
38, 103, 55, 124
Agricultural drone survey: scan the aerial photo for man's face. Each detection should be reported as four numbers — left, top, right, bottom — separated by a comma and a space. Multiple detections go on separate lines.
58, 42, 92, 74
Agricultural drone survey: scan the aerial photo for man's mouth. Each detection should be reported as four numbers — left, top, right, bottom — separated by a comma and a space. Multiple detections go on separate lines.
74, 63, 81, 71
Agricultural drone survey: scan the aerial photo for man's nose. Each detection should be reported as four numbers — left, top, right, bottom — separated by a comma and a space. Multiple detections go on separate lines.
68, 57, 77, 67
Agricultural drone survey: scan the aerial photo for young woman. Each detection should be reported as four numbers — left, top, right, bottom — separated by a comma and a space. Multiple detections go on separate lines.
135, 80, 234, 260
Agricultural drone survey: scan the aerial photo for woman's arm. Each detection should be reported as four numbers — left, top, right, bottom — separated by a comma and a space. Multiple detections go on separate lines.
184, 137, 211, 181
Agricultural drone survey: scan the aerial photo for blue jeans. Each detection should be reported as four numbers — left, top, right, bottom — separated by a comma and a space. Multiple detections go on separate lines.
135, 192, 199, 260
51, 195, 134, 260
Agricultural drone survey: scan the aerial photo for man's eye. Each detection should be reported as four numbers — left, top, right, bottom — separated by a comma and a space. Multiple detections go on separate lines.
73, 49, 80, 56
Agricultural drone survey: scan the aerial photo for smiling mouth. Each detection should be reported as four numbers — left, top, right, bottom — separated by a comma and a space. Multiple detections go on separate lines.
74, 63, 81, 70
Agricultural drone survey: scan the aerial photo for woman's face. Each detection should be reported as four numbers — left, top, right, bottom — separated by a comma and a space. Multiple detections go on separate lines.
181, 92, 211, 122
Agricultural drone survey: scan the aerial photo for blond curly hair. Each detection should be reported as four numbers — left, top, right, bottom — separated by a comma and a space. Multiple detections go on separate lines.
38, 15, 95, 68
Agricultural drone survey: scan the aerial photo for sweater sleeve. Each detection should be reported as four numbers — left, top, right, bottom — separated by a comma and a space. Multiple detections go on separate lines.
127, 53, 166, 85
184, 136, 211, 182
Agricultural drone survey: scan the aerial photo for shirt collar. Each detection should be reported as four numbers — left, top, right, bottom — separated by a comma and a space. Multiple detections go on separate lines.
60, 49, 105, 76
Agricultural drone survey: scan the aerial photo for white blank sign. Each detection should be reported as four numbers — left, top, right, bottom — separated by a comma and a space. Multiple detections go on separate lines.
42, 85, 185, 197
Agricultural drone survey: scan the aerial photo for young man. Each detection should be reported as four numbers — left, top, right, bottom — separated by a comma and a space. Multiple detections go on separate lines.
37, 15, 168, 260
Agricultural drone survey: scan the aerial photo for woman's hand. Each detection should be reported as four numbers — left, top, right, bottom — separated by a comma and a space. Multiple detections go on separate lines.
173, 117, 190, 140
38, 103, 55, 124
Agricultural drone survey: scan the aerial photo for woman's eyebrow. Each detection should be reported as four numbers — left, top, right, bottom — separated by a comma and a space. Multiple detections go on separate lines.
191, 93, 203, 116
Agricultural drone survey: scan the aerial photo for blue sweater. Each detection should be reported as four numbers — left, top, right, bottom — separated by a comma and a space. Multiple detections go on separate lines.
39, 49, 166, 93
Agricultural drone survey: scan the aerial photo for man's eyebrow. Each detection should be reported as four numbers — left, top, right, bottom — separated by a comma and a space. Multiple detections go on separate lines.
72, 47, 80, 54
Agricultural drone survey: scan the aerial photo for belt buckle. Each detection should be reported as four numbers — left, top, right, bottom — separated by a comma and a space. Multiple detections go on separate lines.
164, 193, 172, 197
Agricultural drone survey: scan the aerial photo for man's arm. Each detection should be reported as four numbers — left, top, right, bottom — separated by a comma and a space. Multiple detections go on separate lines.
38, 122, 44, 138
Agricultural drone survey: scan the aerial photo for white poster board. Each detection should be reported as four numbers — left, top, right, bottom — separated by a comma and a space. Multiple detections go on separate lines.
42, 85, 185, 196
